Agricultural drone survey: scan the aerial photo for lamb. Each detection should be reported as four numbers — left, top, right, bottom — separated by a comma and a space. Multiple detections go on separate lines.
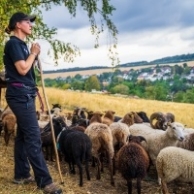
58, 128, 92, 186
116, 135, 150, 194
85, 122, 115, 185
156, 146, 194, 194
150, 112, 175, 130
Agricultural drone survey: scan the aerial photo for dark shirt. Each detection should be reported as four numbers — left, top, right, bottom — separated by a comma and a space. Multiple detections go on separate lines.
3, 36, 36, 96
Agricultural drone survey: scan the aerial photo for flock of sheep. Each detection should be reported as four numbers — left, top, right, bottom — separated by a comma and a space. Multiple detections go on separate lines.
1, 104, 194, 194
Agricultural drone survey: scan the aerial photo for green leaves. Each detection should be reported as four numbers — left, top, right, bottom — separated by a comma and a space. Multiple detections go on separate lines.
0, 0, 118, 70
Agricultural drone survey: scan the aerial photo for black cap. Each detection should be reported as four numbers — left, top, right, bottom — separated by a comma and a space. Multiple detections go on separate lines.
5, 12, 36, 34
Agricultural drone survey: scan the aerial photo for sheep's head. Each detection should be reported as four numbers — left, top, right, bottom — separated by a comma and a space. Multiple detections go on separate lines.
132, 111, 143, 123
166, 122, 185, 142
122, 112, 135, 126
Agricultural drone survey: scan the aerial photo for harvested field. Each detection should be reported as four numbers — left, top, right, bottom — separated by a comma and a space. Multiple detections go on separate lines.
0, 134, 193, 194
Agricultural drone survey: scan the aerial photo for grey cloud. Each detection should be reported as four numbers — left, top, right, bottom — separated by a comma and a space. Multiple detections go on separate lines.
111, 0, 194, 32
42, 0, 194, 35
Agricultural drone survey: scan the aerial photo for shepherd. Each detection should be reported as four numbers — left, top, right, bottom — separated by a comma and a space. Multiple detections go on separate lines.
3, 11, 63, 194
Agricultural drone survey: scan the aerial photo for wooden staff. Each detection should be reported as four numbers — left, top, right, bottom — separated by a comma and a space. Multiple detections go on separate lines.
37, 57, 64, 184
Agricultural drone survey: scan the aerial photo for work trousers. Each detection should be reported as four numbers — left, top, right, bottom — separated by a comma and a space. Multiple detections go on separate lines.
6, 94, 52, 188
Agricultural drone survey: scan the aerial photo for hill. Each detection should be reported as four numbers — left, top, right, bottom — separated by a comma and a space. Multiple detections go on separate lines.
42, 59, 194, 79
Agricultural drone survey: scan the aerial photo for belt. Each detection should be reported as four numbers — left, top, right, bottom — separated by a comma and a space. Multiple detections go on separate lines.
10, 82, 44, 112
11, 82, 35, 90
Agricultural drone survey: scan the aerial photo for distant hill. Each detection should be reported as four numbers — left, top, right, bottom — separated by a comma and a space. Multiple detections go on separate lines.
42, 53, 194, 76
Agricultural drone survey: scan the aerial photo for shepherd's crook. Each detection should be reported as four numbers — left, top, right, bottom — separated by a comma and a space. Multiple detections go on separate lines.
37, 57, 64, 184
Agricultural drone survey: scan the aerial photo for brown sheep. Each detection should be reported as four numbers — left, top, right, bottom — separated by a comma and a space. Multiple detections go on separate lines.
102, 110, 115, 126
116, 135, 150, 194
2, 113, 17, 146
150, 112, 175, 130
85, 122, 114, 185
132, 112, 143, 123
121, 112, 135, 126
89, 111, 103, 124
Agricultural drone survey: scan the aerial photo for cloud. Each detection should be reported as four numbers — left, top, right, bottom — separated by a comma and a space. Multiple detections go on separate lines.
39, 0, 194, 70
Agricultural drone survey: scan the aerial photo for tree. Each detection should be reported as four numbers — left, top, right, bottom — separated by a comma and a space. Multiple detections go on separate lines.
111, 84, 129, 95
85, 75, 101, 91
0, 0, 118, 70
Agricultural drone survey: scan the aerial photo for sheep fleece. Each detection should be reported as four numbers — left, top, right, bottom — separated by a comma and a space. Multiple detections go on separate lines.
156, 146, 194, 183
117, 142, 149, 179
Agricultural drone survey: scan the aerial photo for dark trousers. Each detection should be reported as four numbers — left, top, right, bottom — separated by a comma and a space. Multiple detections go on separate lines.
6, 94, 52, 188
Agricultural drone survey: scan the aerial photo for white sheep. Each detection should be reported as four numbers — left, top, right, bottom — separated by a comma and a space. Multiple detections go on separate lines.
156, 146, 194, 194
144, 122, 184, 166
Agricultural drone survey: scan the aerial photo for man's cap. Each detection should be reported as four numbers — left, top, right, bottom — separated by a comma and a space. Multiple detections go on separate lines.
5, 12, 36, 34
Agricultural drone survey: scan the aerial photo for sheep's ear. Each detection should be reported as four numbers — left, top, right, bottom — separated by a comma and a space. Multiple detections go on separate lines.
139, 136, 147, 143
126, 135, 132, 142
167, 122, 171, 126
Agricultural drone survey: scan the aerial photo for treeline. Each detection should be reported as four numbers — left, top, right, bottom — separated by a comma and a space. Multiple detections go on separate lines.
37, 64, 194, 104
43, 53, 194, 74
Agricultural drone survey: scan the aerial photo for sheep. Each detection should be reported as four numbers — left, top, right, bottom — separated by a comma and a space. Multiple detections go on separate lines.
85, 122, 115, 185
102, 110, 115, 126
58, 128, 92, 186
1, 112, 17, 146
129, 122, 185, 166
89, 111, 103, 124
52, 103, 62, 109
109, 122, 131, 174
41, 116, 67, 161
109, 122, 130, 151
116, 135, 150, 194
176, 132, 194, 151
72, 107, 87, 125
132, 112, 143, 123
150, 112, 175, 130
136, 111, 150, 123
156, 146, 194, 194
113, 115, 122, 122
121, 112, 135, 126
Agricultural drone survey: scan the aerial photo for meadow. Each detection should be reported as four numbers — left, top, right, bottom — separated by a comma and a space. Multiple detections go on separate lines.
0, 87, 194, 194
37, 87, 194, 128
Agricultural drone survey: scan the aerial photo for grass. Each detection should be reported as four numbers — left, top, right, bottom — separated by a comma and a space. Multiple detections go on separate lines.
36, 87, 194, 128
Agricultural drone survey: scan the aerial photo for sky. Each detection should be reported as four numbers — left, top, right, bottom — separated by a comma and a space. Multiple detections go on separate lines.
39, 0, 194, 71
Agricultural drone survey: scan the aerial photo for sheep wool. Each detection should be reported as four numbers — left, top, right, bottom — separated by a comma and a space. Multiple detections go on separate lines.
156, 146, 194, 194
117, 135, 149, 194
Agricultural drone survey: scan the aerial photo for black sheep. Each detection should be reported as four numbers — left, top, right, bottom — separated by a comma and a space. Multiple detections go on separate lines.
116, 135, 150, 194
137, 111, 150, 123
58, 129, 92, 186
41, 116, 67, 161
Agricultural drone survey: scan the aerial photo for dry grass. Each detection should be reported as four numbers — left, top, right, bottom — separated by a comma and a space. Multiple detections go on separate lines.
0, 87, 194, 194
36, 87, 194, 128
